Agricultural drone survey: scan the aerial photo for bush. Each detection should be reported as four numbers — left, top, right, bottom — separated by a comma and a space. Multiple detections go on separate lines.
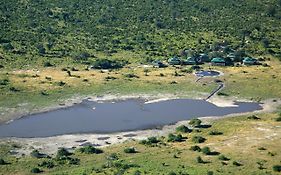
189, 119, 202, 127
134, 170, 142, 175
218, 154, 230, 161
233, 161, 243, 166
107, 153, 119, 160
0, 158, 6, 165
56, 148, 71, 158
196, 156, 204, 163
176, 125, 192, 133
192, 136, 206, 143
190, 145, 201, 152
30, 150, 46, 158
209, 130, 223, 135
247, 115, 260, 120
167, 133, 184, 142
30, 168, 42, 174
124, 73, 139, 78
140, 137, 160, 145
275, 115, 281, 122
273, 165, 281, 172
78, 145, 103, 154
67, 157, 80, 165
91, 59, 124, 69
9, 87, 20, 92
57, 81, 66, 86
43, 62, 54, 67
38, 160, 54, 169
168, 172, 177, 175
201, 147, 211, 155
207, 171, 214, 175
71, 67, 79, 71
0, 78, 9, 86
56, 156, 80, 165
124, 147, 137, 153
217, 92, 229, 96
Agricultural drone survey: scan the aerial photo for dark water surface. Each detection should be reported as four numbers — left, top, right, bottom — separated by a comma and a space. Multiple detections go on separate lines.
0, 99, 262, 138
195, 71, 221, 77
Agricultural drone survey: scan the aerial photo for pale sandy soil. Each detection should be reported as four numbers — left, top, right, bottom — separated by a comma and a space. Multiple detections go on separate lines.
0, 95, 280, 156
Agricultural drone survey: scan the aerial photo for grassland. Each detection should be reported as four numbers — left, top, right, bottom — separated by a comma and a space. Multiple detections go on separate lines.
0, 112, 280, 175
1, 55, 281, 123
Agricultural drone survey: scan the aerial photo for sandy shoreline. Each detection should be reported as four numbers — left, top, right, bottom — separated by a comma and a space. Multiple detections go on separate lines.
0, 94, 280, 156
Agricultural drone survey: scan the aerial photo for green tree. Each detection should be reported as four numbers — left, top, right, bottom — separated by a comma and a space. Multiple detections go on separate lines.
189, 119, 202, 127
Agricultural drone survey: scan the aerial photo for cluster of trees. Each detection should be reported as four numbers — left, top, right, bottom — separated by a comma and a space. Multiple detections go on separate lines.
1, 0, 281, 67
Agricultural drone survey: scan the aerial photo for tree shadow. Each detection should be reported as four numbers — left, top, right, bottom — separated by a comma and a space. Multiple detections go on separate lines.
196, 124, 212, 129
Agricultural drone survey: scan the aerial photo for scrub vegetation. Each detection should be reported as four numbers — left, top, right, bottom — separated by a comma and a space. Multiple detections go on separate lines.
0, 113, 280, 174
1, 0, 281, 174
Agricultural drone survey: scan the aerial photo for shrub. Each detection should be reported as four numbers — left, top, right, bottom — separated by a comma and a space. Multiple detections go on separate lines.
247, 115, 260, 120
124, 73, 139, 78
201, 147, 211, 155
91, 59, 124, 69
107, 153, 119, 160
0, 78, 9, 86
196, 156, 204, 163
56, 156, 80, 165
40, 91, 49, 96
124, 147, 137, 153
134, 170, 141, 175
56, 148, 71, 158
67, 70, 72, 76
233, 161, 243, 166
190, 145, 201, 152
9, 87, 20, 92
192, 136, 206, 143
209, 130, 223, 135
78, 145, 103, 154
207, 171, 214, 175
257, 147, 266, 150
30, 167, 42, 173
189, 119, 202, 127
275, 115, 281, 122
0, 158, 6, 165
217, 92, 229, 96
167, 133, 184, 142
57, 81, 66, 86
176, 125, 192, 133
38, 160, 54, 169
273, 165, 281, 172
218, 154, 230, 161
105, 76, 117, 81
31, 150, 43, 158
168, 172, 177, 175
43, 62, 54, 67
71, 67, 79, 71
140, 137, 160, 145
67, 157, 80, 165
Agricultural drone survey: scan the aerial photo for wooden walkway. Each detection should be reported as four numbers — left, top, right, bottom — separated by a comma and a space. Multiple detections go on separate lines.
205, 83, 224, 100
